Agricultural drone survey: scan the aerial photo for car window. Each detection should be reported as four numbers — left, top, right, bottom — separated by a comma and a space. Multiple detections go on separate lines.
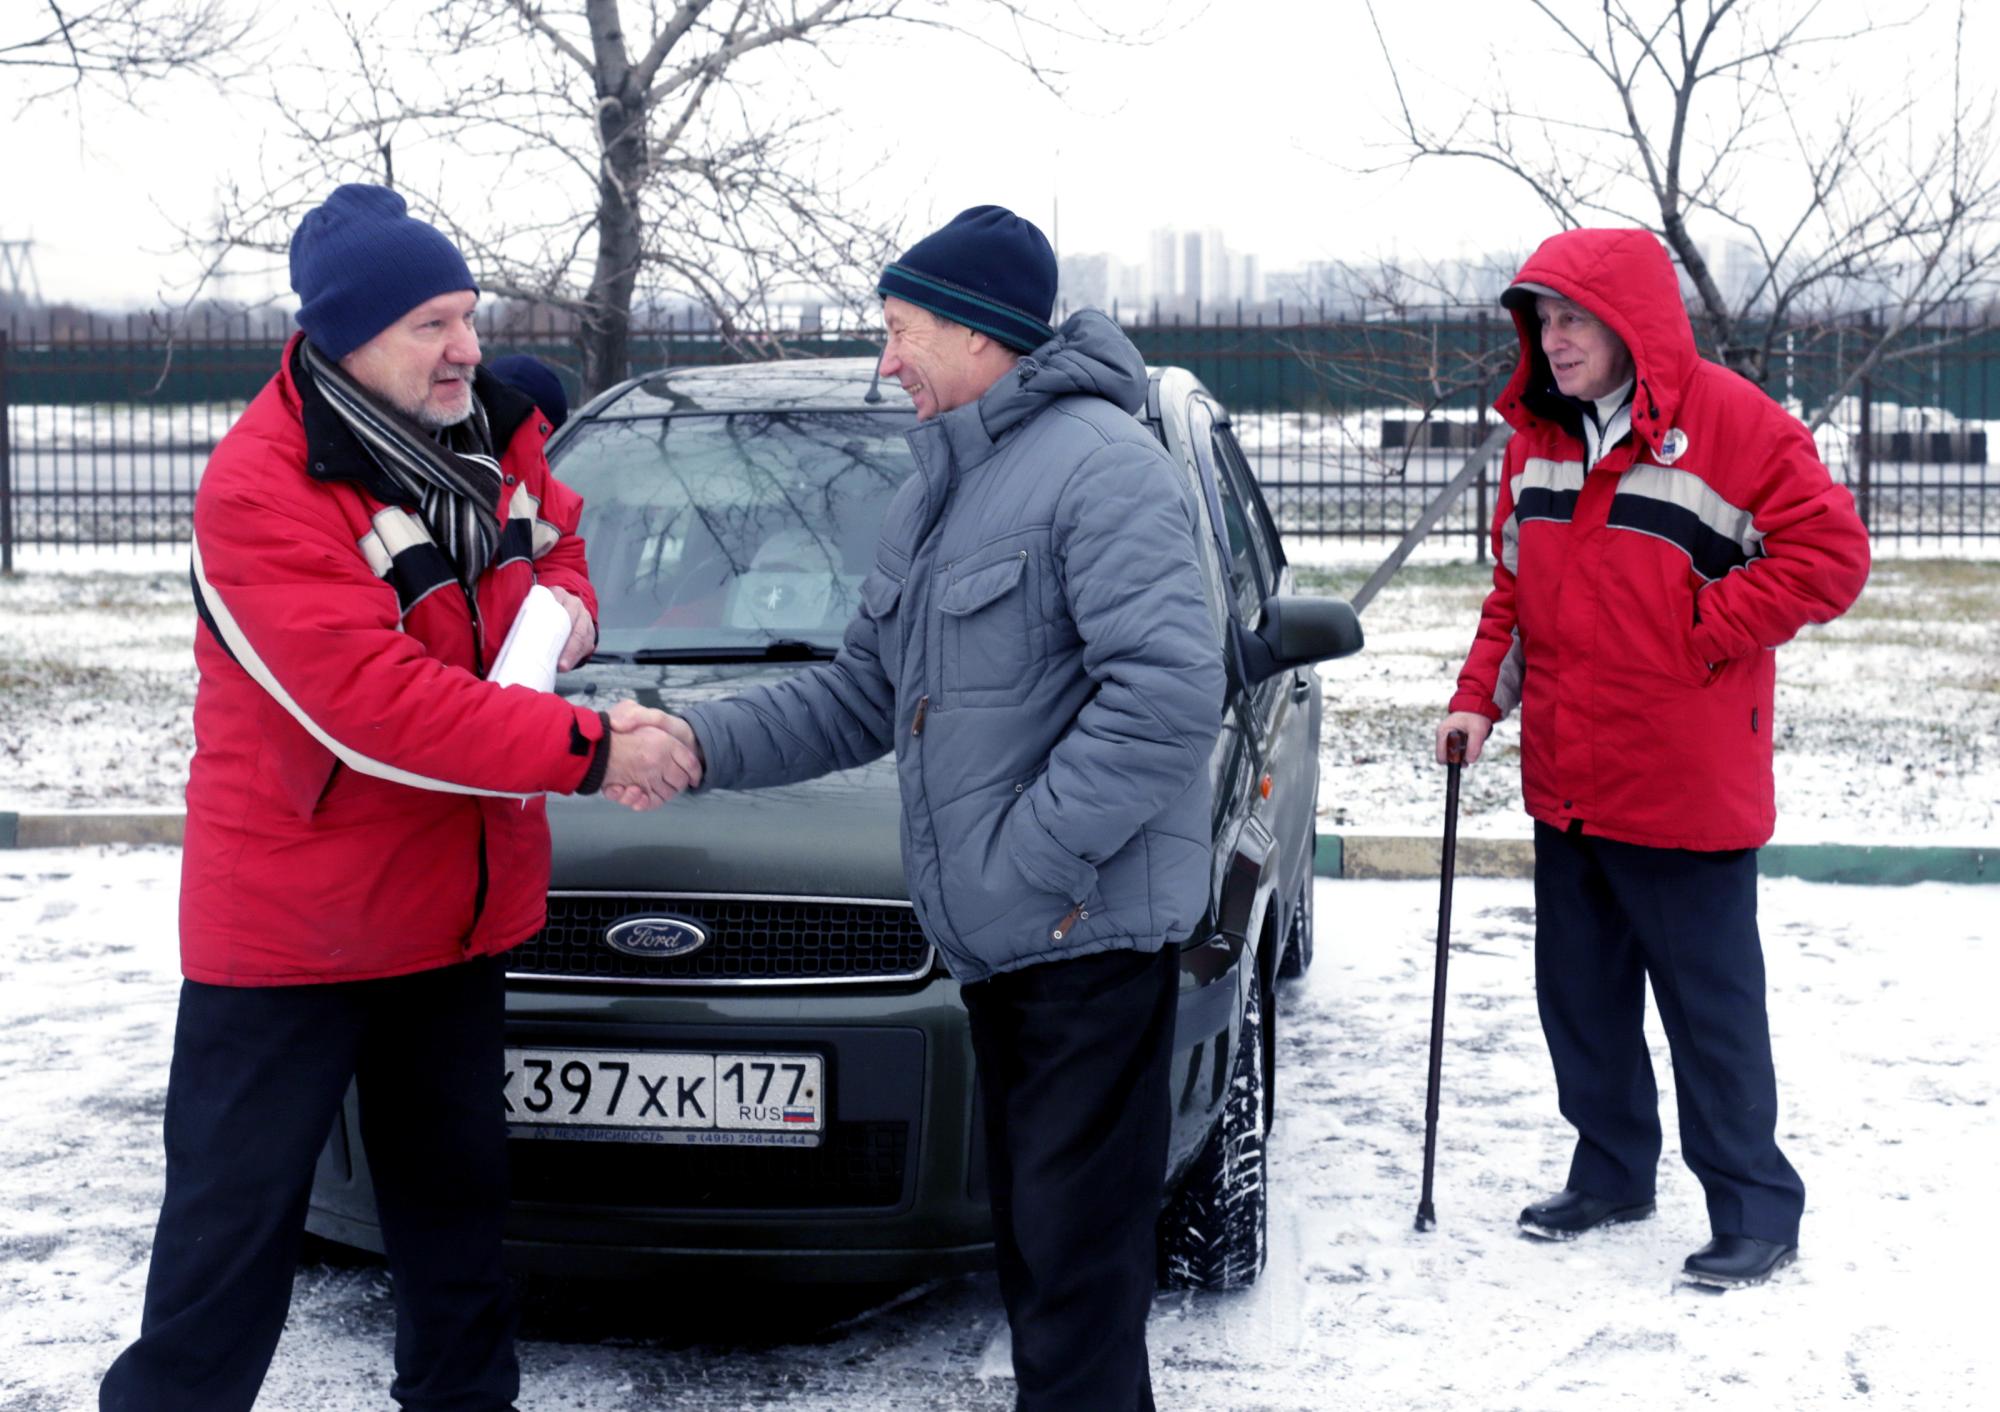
1175, 400, 1251, 829
1212, 426, 1285, 581
1196, 421, 1266, 628
552, 411, 915, 652
1165, 412, 1232, 648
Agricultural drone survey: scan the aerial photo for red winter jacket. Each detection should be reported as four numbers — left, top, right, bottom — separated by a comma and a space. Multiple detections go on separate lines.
181, 335, 609, 985
1449, 230, 1870, 851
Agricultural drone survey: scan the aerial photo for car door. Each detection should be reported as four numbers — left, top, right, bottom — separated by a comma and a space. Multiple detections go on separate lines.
1188, 399, 1315, 949
1180, 397, 1262, 863
1212, 414, 1320, 911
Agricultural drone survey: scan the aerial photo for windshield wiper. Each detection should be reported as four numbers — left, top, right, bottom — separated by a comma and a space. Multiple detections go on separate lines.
594, 639, 840, 665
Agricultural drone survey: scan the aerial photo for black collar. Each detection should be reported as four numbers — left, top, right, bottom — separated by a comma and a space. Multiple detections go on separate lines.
473, 363, 538, 451
292, 340, 540, 504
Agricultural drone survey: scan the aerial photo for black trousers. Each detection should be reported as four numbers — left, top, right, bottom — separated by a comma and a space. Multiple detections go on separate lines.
100, 957, 519, 1412
961, 945, 1179, 1412
1533, 821, 1806, 1244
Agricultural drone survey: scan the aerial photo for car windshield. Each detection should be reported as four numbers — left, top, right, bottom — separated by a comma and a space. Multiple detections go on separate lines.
552, 410, 916, 655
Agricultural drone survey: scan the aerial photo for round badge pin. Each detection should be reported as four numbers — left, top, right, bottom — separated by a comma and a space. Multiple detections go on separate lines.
1658, 427, 1689, 464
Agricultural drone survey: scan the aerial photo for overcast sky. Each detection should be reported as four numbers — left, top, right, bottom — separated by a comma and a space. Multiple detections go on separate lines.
3, 0, 1989, 309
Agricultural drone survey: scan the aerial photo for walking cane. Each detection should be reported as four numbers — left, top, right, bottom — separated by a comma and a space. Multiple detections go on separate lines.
1415, 728, 1467, 1232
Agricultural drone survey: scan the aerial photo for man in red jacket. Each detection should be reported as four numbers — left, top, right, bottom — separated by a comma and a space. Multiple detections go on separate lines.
1436, 228, 1868, 1289
100, 185, 698, 1412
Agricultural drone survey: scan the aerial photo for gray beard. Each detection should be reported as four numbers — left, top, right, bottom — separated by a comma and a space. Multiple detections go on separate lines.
415, 397, 475, 430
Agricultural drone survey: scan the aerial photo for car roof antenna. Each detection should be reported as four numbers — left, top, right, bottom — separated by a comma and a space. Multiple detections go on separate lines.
864, 342, 884, 404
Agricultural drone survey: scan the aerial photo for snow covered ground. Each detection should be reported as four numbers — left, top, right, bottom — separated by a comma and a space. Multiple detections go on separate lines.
1294, 546, 2000, 845
0, 562, 196, 814
2, 851, 1993, 1411
3, 552, 1996, 847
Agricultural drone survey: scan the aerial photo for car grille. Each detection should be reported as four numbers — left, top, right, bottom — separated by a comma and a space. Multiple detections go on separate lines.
506, 893, 935, 986
508, 1121, 910, 1210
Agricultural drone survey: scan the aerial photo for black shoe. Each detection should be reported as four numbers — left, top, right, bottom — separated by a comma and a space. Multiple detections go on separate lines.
1680, 1235, 1797, 1289
1517, 1189, 1657, 1241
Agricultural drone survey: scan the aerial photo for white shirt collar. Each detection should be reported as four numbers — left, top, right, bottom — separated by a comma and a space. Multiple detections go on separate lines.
1592, 378, 1635, 430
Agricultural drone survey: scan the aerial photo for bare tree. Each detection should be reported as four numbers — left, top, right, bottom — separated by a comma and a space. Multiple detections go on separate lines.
2, 1, 255, 106
1275, 254, 1520, 480
184, 1, 1153, 396
1366, 0, 2000, 425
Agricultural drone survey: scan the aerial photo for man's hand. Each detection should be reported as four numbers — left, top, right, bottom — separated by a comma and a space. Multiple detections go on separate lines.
606, 700, 677, 737
600, 703, 703, 810
600, 726, 701, 812
1435, 711, 1494, 765
545, 585, 598, 671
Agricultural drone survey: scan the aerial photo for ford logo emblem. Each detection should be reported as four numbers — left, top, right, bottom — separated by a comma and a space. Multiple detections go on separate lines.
604, 916, 709, 959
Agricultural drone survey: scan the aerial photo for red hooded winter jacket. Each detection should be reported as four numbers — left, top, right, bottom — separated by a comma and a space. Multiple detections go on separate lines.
181, 335, 608, 985
1449, 229, 1870, 851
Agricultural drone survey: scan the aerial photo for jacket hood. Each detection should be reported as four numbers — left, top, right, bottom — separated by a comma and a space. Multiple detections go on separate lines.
1494, 229, 1700, 456
941, 309, 1148, 457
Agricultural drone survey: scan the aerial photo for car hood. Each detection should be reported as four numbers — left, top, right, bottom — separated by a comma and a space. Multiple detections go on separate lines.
548, 661, 906, 900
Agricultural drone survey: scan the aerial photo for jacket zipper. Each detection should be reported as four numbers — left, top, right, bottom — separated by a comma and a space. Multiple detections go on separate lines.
462, 576, 488, 945
1051, 903, 1088, 941
460, 580, 487, 675
912, 694, 928, 736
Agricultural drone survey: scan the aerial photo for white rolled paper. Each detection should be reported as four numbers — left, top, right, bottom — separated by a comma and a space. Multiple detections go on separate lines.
487, 584, 573, 693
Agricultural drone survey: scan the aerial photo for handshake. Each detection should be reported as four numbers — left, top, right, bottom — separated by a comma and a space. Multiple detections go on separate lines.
596, 701, 704, 812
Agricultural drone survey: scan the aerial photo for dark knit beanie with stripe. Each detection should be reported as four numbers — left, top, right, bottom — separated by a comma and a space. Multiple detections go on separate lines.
290, 184, 478, 362
876, 205, 1057, 354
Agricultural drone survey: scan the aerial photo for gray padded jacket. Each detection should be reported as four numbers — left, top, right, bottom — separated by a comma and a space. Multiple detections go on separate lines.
681, 311, 1225, 982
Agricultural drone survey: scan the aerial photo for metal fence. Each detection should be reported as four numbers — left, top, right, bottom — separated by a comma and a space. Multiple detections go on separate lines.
3, 309, 1996, 568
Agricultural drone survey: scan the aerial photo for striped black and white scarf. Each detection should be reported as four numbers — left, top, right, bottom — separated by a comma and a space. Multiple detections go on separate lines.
301, 340, 505, 587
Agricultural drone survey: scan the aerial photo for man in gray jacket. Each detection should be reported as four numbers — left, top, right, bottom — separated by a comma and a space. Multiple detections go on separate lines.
645, 207, 1223, 1411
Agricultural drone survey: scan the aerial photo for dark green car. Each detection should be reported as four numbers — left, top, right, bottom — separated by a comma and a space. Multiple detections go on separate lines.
306, 358, 1360, 1290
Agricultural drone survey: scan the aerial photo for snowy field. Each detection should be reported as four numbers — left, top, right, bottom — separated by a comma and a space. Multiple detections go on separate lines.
1294, 547, 2000, 845
1, 852, 1993, 1411
2, 552, 1996, 848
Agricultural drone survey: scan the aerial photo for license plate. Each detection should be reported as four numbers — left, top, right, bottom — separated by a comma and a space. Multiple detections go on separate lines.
503, 1048, 825, 1147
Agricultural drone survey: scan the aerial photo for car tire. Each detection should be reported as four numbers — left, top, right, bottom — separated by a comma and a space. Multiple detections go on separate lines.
1260, 957, 1279, 1137
1278, 872, 1314, 979
1155, 975, 1269, 1291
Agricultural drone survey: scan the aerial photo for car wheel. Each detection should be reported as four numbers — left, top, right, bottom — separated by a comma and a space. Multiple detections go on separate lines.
1260, 959, 1278, 1137
1278, 872, 1314, 979
1155, 975, 1268, 1291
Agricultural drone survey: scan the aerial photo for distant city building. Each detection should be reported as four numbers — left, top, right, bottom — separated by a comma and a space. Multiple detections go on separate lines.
1194, 231, 1216, 305
1420, 256, 1512, 309
1101, 237, 1587, 321
1182, 231, 1204, 306
1057, 251, 1112, 311
1699, 236, 1768, 310
1147, 228, 1180, 307
1236, 253, 1264, 307
1265, 261, 1354, 314
1126, 227, 1262, 313
1112, 260, 1145, 312
1261, 254, 1511, 316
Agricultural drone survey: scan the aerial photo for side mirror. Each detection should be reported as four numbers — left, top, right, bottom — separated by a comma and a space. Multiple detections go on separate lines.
1234, 595, 1364, 687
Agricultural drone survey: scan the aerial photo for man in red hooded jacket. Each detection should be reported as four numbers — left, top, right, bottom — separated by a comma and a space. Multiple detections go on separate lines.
1436, 228, 1868, 1289
99, 185, 698, 1412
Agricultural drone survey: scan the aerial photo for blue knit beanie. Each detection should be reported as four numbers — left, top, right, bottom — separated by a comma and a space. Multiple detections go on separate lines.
289, 185, 478, 361
488, 354, 569, 431
877, 205, 1057, 353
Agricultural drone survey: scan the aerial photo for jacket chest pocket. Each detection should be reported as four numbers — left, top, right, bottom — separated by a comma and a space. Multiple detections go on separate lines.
938, 550, 1039, 706
859, 568, 906, 679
